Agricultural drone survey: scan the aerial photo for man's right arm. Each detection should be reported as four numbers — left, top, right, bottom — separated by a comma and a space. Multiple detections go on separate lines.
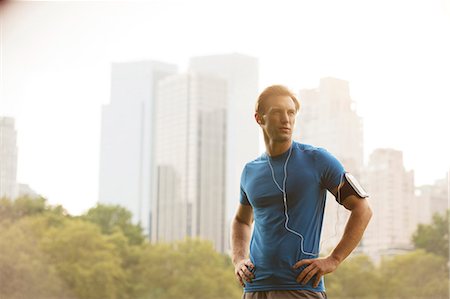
230, 203, 255, 287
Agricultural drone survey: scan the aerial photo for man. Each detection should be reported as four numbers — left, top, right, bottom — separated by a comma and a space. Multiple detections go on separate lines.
231, 85, 372, 299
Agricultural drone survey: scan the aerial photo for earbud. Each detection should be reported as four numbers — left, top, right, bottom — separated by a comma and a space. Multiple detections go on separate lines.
255, 113, 264, 125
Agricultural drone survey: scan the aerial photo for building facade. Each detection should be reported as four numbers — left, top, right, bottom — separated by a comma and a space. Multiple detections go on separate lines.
0, 116, 18, 200
415, 172, 449, 225
152, 72, 227, 252
99, 61, 177, 236
363, 148, 415, 260
189, 53, 260, 224
296, 77, 364, 176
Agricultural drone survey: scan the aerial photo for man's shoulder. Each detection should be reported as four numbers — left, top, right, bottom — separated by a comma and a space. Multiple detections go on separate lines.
243, 154, 266, 168
242, 142, 335, 167
293, 142, 340, 167
240, 154, 267, 185
293, 141, 328, 155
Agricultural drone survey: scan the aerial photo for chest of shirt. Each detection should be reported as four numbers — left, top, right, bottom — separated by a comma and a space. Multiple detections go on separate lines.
244, 158, 322, 210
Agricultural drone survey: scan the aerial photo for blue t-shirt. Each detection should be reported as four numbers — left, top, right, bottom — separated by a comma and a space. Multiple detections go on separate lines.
240, 141, 345, 292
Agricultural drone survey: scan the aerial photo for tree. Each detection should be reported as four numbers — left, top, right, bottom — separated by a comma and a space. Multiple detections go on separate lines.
412, 210, 449, 261
81, 204, 145, 245
0, 196, 68, 222
164, 239, 241, 299
326, 254, 379, 299
379, 250, 449, 299
0, 200, 244, 299
0, 216, 69, 299
41, 219, 127, 299
136, 238, 242, 299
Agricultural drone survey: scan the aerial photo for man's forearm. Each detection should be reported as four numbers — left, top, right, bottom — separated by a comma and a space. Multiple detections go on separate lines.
293, 200, 372, 288
330, 202, 372, 263
230, 219, 252, 265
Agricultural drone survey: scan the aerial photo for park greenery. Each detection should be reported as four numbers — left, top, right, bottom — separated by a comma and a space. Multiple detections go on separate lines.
0, 196, 448, 299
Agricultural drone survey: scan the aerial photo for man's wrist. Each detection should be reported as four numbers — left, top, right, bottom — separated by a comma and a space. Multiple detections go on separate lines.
328, 253, 343, 265
232, 256, 246, 267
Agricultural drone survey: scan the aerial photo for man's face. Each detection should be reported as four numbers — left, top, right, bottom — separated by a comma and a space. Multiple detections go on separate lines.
258, 95, 297, 143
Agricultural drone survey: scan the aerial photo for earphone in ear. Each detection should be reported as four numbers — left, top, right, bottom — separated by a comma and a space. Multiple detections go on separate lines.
255, 112, 265, 125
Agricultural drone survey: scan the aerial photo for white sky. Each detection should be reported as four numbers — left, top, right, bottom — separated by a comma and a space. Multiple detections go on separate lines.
1, 0, 449, 215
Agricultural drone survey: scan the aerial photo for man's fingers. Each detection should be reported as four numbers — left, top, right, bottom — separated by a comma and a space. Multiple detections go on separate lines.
292, 258, 312, 269
241, 260, 255, 281
294, 256, 340, 287
244, 260, 255, 271
238, 269, 247, 284
237, 274, 245, 287
301, 267, 318, 285
313, 273, 322, 288
242, 271, 253, 281
295, 262, 314, 282
237, 267, 253, 284
234, 259, 256, 287
241, 266, 254, 282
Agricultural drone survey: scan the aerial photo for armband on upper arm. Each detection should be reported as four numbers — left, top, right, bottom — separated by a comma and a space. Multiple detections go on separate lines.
338, 172, 369, 203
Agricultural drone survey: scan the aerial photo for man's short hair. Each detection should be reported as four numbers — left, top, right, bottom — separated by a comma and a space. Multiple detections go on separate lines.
255, 85, 300, 114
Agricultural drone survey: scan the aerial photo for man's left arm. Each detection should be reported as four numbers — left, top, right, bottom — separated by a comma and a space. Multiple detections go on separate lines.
293, 193, 372, 288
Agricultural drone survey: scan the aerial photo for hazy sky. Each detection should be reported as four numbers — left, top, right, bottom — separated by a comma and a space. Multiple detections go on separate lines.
1, 0, 449, 215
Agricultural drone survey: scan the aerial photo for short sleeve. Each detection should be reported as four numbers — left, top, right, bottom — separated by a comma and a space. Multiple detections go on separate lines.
315, 147, 345, 195
239, 166, 250, 205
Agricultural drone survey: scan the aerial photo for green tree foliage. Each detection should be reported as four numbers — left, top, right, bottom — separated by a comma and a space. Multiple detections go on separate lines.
327, 250, 449, 299
412, 210, 449, 261
41, 220, 127, 299
80, 204, 148, 297
4, 197, 448, 299
81, 204, 145, 245
326, 254, 379, 299
379, 250, 449, 299
136, 239, 242, 299
0, 217, 69, 299
0, 196, 66, 221
0, 198, 242, 299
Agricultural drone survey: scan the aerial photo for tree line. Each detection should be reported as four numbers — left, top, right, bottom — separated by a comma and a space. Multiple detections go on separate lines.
0, 196, 448, 299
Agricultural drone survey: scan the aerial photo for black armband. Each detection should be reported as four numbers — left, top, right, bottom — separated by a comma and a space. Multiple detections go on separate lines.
338, 172, 369, 204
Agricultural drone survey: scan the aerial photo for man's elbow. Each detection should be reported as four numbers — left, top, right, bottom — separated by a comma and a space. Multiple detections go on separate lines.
231, 217, 240, 229
232, 216, 253, 228
350, 199, 372, 221
359, 200, 373, 222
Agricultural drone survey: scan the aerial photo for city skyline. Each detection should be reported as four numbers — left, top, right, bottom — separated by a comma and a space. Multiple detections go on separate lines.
363, 148, 416, 260
98, 60, 177, 235
189, 54, 260, 223
152, 71, 228, 252
1, 0, 449, 215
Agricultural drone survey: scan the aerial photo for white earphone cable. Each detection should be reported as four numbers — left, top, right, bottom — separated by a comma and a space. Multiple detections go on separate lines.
267, 144, 344, 257
267, 144, 318, 257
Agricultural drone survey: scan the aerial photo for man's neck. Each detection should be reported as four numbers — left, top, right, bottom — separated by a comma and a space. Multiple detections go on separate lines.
265, 139, 292, 157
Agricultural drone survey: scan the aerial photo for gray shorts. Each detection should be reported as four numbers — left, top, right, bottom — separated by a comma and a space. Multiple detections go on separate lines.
243, 290, 327, 299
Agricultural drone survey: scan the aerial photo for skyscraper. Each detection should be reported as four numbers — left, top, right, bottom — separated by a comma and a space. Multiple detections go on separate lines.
415, 173, 449, 225
0, 116, 18, 200
295, 78, 365, 253
296, 77, 364, 176
152, 72, 227, 252
99, 61, 177, 236
363, 148, 415, 261
189, 54, 260, 224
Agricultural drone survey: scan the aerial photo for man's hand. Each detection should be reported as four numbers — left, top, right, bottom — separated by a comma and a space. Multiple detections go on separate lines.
234, 258, 255, 287
292, 256, 340, 288
292, 196, 372, 288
